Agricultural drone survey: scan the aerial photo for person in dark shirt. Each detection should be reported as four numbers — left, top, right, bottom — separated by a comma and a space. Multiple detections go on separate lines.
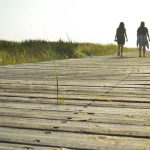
137, 21, 150, 57
115, 22, 128, 57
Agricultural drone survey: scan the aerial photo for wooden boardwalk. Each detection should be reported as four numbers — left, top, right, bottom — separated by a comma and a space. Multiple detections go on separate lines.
0, 52, 150, 150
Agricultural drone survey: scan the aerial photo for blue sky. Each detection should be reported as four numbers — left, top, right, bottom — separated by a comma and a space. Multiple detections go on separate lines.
0, 0, 150, 47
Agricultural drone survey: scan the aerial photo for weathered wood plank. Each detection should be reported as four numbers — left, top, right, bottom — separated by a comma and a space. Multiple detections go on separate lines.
0, 116, 150, 137
0, 127, 150, 150
1, 91, 150, 103
0, 96, 150, 109
0, 143, 66, 150
0, 102, 149, 116
0, 107, 149, 126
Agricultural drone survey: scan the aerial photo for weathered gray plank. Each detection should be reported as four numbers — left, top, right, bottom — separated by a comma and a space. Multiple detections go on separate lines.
0, 143, 67, 150
0, 101, 150, 115
0, 127, 150, 150
0, 116, 150, 137
0, 107, 149, 126
0, 96, 150, 109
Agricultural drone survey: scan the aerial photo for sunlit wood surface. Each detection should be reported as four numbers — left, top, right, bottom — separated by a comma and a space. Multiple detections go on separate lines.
0, 52, 150, 150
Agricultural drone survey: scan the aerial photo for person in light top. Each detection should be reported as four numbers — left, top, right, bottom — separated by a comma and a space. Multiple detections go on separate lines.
137, 21, 150, 57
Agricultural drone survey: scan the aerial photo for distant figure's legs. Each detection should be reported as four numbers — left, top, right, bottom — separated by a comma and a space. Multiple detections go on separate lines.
139, 46, 142, 57
118, 44, 123, 57
120, 45, 123, 57
139, 45, 146, 57
117, 45, 120, 56
143, 46, 146, 57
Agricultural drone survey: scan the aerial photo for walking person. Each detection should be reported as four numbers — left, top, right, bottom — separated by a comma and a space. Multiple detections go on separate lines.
137, 21, 150, 57
115, 22, 128, 57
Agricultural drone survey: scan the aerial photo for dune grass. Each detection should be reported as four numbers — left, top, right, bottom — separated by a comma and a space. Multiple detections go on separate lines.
0, 40, 136, 66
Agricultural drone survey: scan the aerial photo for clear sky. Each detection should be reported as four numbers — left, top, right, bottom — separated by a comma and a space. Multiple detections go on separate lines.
0, 0, 150, 47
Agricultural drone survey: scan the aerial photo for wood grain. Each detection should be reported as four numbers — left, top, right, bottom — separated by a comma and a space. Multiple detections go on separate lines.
0, 52, 150, 149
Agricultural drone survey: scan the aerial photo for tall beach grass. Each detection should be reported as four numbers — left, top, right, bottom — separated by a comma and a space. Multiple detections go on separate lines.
0, 40, 136, 65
